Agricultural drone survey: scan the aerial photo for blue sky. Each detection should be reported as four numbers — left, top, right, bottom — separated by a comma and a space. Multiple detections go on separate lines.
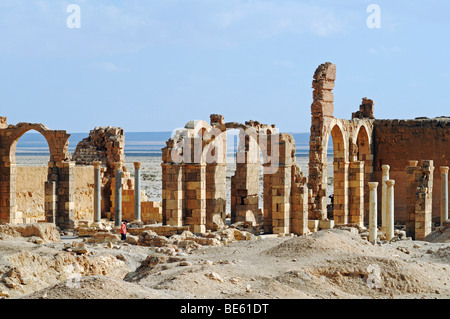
0, 0, 449, 133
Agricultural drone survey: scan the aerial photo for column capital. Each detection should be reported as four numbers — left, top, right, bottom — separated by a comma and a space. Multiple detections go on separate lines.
134, 161, 142, 169
368, 182, 378, 189
441, 166, 449, 175
93, 161, 102, 168
386, 179, 395, 187
114, 162, 122, 171
382, 165, 390, 173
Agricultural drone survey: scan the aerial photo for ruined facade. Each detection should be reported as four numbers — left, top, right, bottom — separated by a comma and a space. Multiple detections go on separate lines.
307, 62, 449, 239
161, 115, 309, 235
160, 62, 448, 239
0, 122, 161, 230
0, 120, 75, 229
0, 62, 448, 240
308, 62, 374, 227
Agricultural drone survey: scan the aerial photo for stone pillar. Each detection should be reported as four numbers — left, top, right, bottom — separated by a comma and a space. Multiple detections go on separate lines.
441, 166, 449, 226
308, 62, 336, 221
206, 163, 227, 231
406, 160, 434, 240
405, 161, 419, 237
93, 161, 102, 225
270, 134, 294, 234
114, 163, 122, 227
385, 180, 395, 241
333, 161, 349, 225
57, 161, 75, 231
44, 181, 57, 223
231, 130, 260, 225
161, 163, 184, 226
348, 161, 364, 227
184, 163, 206, 233
291, 183, 309, 236
381, 165, 390, 232
368, 182, 378, 243
134, 162, 142, 222
415, 160, 434, 240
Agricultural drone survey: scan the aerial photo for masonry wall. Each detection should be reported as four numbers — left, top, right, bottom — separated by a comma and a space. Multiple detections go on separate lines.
373, 118, 450, 222
15, 166, 95, 222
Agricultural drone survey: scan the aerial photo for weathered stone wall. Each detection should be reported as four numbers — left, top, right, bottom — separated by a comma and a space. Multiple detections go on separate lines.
73, 127, 126, 216
0, 120, 73, 229
373, 118, 450, 221
16, 167, 47, 221
15, 166, 95, 223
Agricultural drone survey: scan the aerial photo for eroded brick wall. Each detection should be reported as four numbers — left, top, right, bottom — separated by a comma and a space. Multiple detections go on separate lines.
373, 118, 450, 221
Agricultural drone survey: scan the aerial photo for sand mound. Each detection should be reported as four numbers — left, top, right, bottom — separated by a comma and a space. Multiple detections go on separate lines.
425, 227, 450, 243
1, 250, 129, 298
272, 254, 449, 298
264, 229, 375, 258
22, 275, 175, 299
0, 223, 60, 243
429, 246, 450, 264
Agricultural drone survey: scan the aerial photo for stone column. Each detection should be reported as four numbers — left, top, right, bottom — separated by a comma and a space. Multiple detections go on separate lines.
134, 162, 142, 222
93, 161, 102, 225
441, 166, 449, 226
114, 163, 122, 228
44, 180, 57, 224
57, 161, 75, 231
381, 165, 390, 232
368, 182, 378, 243
348, 161, 364, 227
385, 180, 395, 241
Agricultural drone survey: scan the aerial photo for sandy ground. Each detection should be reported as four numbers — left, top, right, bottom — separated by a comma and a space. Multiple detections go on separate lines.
8, 156, 448, 301
1, 227, 448, 300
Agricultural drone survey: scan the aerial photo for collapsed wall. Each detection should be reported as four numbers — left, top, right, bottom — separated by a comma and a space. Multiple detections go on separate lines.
73, 127, 129, 217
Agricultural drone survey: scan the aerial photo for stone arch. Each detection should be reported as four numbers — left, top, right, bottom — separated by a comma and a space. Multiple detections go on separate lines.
6, 123, 69, 164
201, 122, 268, 228
162, 116, 285, 233
0, 122, 73, 229
355, 123, 373, 222
324, 123, 349, 223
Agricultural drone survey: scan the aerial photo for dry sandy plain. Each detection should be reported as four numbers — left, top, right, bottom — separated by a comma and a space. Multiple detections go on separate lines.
1, 155, 448, 303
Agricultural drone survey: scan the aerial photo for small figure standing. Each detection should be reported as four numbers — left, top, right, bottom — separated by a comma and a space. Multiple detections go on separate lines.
120, 220, 127, 241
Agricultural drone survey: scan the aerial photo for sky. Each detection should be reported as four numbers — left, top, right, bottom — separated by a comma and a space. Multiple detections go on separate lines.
0, 0, 449, 133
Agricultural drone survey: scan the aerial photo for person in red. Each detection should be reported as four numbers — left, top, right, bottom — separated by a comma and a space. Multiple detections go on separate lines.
120, 220, 127, 241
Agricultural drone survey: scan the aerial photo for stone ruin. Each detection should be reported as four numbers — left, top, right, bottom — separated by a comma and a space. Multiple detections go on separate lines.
0, 62, 448, 242
161, 115, 309, 235
160, 62, 449, 240
0, 123, 161, 231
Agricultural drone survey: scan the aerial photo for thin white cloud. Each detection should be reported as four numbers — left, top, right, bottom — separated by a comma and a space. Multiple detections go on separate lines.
368, 46, 403, 55
89, 62, 130, 73
0, 0, 356, 57
273, 59, 295, 68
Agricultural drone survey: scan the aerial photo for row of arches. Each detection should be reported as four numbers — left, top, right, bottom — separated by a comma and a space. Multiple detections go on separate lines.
312, 119, 374, 225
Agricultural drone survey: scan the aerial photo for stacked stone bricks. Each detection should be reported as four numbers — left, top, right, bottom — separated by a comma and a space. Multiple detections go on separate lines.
406, 160, 434, 240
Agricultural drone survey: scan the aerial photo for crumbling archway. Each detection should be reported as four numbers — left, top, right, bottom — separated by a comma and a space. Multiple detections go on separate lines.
161, 114, 309, 235
0, 122, 75, 230
355, 124, 373, 221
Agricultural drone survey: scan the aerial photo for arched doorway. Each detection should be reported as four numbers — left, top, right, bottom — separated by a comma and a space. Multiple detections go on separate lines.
0, 123, 74, 229
356, 125, 372, 222
327, 124, 349, 225
14, 130, 51, 223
